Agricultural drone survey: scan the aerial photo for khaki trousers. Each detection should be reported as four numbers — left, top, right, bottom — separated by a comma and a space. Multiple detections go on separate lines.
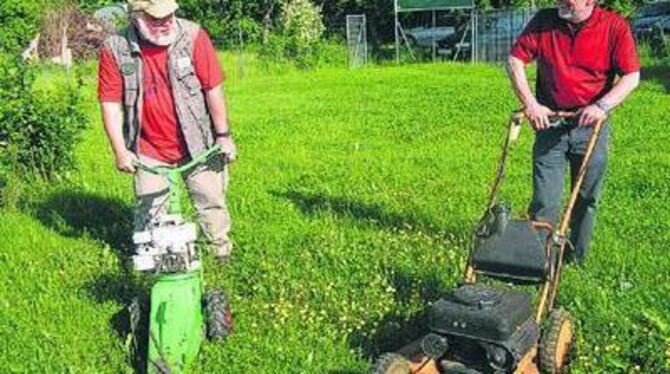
133, 153, 232, 255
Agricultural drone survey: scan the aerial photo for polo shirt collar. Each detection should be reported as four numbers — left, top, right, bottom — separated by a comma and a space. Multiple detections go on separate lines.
559, 6, 602, 33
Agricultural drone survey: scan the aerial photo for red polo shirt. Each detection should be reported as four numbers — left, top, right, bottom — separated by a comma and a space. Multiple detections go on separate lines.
510, 7, 640, 110
98, 29, 224, 163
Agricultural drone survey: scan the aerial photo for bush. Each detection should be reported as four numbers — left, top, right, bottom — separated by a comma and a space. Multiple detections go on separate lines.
0, 54, 87, 181
259, 0, 327, 69
280, 0, 325, 68
259, 33, 291, 66
0, 0, 44, 54
311, 38, 347, 68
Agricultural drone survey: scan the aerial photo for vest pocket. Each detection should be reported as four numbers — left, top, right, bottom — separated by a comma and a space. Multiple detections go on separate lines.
175, 59, 202, 96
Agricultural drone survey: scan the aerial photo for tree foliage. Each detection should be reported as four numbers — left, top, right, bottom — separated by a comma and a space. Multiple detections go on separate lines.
2, 0, 656, 53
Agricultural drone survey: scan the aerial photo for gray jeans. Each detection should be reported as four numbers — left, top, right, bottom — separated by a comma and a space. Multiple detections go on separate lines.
133, 154, 232, 255
529, 122, 609, 261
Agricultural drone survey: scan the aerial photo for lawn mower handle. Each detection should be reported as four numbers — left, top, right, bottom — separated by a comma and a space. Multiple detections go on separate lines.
512, 109, 577, 120
512, 109, 578, 131
539, 116, 607, 320
484, 110, 582, 211
132, 144, 224, 176
132, 145, 225, 215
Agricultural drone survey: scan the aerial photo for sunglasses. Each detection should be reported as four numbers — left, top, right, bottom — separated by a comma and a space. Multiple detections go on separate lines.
140, 12, 175, 27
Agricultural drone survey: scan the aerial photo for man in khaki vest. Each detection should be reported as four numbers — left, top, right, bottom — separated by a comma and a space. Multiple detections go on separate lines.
98, 0, 237, 261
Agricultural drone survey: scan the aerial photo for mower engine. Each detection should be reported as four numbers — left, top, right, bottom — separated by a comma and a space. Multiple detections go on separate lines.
426, 284, 539, 373
132, 214, 200, 273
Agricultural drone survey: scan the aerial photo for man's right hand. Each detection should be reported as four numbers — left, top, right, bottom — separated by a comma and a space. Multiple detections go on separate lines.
524, 102, 555, 131
115, 150, 138, 174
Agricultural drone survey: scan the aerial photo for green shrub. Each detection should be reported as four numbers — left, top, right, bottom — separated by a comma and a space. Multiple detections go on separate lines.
280, 0, 325, 68
256, 0, 326, 69
312, 38, 347, 68
0, 54, 87, 181
259, 33, 290, 66
0, 0, 44, 54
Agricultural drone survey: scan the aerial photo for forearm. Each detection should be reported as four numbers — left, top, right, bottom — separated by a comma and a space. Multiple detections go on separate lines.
596, 71, 640, 111
205, 84, 230, 134
101, 101, 127, 157
506, 55, 538, 108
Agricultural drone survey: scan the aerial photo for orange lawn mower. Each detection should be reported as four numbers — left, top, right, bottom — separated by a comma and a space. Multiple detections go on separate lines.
373, 111, 606, 374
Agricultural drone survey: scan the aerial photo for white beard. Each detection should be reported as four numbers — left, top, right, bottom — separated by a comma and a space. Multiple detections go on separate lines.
134, 17, 178, 47
557, 6, 577, 21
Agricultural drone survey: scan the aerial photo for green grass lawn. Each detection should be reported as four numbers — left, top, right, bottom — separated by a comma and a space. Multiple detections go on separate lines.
0, 57, 669, 373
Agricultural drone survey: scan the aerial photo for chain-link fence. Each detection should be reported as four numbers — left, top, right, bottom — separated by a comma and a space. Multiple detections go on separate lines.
346, 14, 368, 67
473, 8, 537, 62
389, 7, 537, 63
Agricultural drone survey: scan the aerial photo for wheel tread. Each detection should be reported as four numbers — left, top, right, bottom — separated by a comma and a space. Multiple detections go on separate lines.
539, 308, 573, 374
204, 290, 234, 340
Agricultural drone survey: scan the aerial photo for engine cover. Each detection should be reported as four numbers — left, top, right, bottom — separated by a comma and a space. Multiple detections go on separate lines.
132, 214, 200, 273
428, 284, 539, 372
429, 284, 532, 342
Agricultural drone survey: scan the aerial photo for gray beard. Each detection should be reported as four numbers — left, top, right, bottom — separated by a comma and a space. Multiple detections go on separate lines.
133, 17, 178, 47
558, 7, 577, 21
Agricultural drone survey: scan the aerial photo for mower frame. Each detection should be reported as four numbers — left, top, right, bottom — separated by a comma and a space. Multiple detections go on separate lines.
375, 111, 607, 374
130, 145, 232, 373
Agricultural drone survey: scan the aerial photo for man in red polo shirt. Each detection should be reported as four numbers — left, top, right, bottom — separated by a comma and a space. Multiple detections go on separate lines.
98, 0, 237, 261
507, 0, 640, 262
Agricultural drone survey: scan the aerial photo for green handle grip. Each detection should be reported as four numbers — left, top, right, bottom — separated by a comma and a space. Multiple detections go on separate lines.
132, 145, 223, 176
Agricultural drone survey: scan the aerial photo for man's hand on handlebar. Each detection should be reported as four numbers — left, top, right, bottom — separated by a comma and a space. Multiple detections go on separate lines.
523, 102, 555, 131
578, 104, 607, 127
216, 136, 237, 163
115, 149, 138, 174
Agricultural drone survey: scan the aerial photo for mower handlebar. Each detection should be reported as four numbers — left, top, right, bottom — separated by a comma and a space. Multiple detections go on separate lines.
513, 109, 578, 125
133, 145, 224, 176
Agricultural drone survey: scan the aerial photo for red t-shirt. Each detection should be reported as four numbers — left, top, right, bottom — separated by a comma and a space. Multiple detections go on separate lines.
98, 29, 224, 163
510, 7, 640, 110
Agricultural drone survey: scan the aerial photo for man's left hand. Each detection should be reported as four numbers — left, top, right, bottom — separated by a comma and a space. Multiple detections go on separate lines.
578, 104, 607, 127
216, 136, 237, 163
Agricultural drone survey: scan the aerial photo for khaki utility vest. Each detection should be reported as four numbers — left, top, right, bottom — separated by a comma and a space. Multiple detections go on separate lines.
104, 18, 214, 157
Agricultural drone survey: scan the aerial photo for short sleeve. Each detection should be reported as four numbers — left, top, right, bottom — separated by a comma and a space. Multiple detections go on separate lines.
611, 19, 640, 74
192, 29, 225, 90
510, 15, 542, 64
97, 46, 123, 102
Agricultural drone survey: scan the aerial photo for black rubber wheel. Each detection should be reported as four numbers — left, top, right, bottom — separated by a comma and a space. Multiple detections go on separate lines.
151, 359, 172, 374
372, 353, 411, 374
203, 290, 234, 340
540, 308, 574, 374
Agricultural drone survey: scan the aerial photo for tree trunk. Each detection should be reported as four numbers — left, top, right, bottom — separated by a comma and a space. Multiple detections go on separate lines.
262, 1, 276, 44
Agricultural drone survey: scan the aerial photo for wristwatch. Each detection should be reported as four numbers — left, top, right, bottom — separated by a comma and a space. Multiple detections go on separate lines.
215, 131, 231, 138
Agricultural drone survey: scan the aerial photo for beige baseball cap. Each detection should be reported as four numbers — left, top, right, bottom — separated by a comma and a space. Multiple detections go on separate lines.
128, 0, 179, 18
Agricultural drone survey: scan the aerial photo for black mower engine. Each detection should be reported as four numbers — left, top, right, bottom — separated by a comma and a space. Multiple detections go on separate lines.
425, 284, 539, 373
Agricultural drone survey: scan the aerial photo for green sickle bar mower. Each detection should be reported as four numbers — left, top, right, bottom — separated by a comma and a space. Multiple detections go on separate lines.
128, 145, 233, 374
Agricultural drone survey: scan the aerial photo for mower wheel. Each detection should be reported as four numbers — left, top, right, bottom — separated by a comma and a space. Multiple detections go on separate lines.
204, 290, 234, 340
151, 359, 172, 374
372, 353, 411, 374
539, 308, 574, 374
